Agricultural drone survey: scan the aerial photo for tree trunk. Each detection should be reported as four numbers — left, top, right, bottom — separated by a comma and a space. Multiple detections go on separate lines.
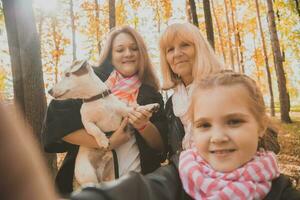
203, 0, 215, 49
229, 0, 241, 70
237, 27, 245, 73
188, 0, 199, 27
2, 0, 57, 174
211, 0, 226, 62
94, 0, 101, 54
51, 17, 59, 83
266, 0, 292, 123
253, 35, 261, 84
109, 0, 116, 29
70, 0, 77, 61
38, 13, 44, 42
223, 0, 235, 70
154, 0, 161, 33
2, 0, 25, 113
295, 0, 300, 18
185, 0, 192, 23
255, 0, 275, 116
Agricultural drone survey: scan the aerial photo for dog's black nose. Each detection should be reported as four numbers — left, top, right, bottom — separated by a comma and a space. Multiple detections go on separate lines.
48, 89, 53, 95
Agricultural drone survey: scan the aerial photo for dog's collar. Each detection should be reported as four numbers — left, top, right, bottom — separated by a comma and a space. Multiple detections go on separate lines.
83, 89, 111, 103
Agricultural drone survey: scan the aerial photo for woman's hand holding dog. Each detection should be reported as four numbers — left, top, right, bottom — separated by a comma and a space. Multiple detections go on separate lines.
128, 106, 163, 151
109, 118, 131, 150
128, 106, 153, 132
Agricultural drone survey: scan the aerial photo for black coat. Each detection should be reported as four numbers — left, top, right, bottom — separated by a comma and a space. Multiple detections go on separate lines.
71, 155, 300, 200
41, 65, 168, 196
165, 96, 185, 157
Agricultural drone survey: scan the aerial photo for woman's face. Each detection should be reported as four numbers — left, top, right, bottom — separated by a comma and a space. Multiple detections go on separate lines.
192, 84, 263, 172
111, 33, 140, 77
165, 37, 195, 85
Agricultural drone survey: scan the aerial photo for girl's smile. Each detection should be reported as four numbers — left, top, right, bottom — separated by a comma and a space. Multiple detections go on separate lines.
192, 84, 264, 172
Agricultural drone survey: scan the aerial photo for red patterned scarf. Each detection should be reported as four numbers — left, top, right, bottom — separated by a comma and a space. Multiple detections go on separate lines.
105, 70, 141, 105
179, 148, 280, 200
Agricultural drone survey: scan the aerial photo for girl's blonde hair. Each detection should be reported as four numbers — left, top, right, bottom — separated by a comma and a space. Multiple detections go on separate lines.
159, 23, 224, 90
98, 25, 160, 91
189, 70, 281, 152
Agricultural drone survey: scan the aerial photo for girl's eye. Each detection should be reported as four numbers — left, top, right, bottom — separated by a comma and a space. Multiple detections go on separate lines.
227, 119, 244, 126
195, 122, 211, 129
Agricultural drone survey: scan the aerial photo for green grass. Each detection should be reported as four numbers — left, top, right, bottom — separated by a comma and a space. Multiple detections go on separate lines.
268, 103, 300, 112
291, 105, 300, 112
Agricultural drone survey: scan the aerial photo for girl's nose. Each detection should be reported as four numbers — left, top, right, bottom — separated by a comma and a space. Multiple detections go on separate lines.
210, 128, 229, 143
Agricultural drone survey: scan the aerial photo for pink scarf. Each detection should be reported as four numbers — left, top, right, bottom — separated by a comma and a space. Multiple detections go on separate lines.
105, 70, 141, 105
179, 148, 280, 200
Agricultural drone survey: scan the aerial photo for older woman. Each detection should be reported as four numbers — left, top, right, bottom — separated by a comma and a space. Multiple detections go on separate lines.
42, 26, 168, 196
160, 23, 222, 156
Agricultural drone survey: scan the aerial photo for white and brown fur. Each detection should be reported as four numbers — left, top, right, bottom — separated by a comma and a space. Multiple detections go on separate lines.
48, 60, 159, 185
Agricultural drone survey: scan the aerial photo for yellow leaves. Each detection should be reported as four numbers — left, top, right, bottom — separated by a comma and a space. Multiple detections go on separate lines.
253, 48, 264, 67
146, 0, 172, 23
51, 49, 64, 59
62, 38, 70, 46
116, 0, 127, 26
81, 1, 96, 11
161, 0, 172, 20
129, 0, 141, 10
132, 16, 139, 27
0, 67, 6, 92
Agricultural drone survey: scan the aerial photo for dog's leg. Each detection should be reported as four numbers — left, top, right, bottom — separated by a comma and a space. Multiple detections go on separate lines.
116, 105, 133, 117
138, 103, 160, 113
83, 121, 109, 148
95, 151, 115, 182
75, 147, 99, 184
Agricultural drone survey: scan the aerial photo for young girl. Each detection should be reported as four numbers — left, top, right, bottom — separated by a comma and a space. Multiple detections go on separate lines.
179, 71, 300, 200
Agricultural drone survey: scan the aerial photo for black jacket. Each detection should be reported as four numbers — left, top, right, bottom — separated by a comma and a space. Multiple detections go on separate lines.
165, 97, 185, 157
41, 65, 168, 196
71, 154, 300, 200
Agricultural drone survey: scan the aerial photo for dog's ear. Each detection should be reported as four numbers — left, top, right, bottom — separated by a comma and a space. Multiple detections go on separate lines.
71, 60, 89, 76
70, 60, 87, 72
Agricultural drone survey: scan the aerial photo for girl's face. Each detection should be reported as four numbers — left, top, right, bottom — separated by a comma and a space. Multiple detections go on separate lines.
165, 37, 195, 85
192, 84, 264, 172
112, 33, 140, 77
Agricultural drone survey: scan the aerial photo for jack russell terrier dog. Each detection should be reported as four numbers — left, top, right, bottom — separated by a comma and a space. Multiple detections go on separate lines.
48, 60, 159, 185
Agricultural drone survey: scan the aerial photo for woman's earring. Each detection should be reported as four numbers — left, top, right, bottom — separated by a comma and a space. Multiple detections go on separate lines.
175, 73, 181, 80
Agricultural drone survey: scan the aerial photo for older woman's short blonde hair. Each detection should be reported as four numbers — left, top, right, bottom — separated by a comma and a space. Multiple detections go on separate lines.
159, 23, 224, 90
98, 26, 160, 91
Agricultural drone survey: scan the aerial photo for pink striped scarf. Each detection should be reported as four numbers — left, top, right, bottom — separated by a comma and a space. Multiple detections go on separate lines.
105, 70, 141, 105
179, 148, 280, 200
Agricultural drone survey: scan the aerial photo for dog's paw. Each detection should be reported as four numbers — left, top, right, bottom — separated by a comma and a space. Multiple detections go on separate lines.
96, 137, 109, 149
140, 103, 160, 113
103, 152, 113, 161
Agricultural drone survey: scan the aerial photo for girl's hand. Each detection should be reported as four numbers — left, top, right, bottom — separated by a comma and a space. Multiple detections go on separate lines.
128, 106, 153, 131
109, 117, 131, 150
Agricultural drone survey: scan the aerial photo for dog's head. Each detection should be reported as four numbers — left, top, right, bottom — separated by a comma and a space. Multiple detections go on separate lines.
48, 60, 101, 100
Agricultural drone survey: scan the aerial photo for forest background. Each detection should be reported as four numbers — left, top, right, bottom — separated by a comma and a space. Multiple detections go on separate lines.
0, 0, 299, 189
